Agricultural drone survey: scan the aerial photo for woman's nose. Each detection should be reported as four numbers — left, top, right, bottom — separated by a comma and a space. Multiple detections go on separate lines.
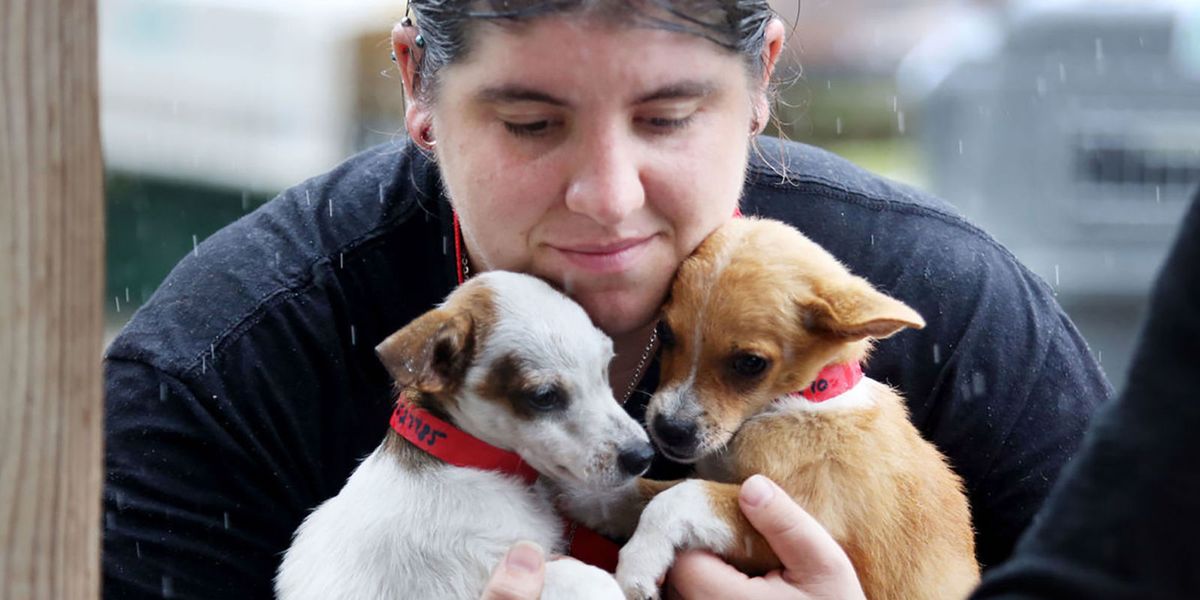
563, 129, 645, 227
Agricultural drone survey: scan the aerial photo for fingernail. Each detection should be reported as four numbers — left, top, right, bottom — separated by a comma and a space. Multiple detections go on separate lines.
505, 541, 544, 574
741, 474, 775, 508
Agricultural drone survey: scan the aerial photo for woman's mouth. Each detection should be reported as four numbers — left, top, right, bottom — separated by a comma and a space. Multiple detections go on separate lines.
549, 236, 654, 274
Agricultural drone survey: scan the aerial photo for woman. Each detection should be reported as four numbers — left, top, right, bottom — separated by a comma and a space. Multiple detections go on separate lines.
102, 0, 1108, 597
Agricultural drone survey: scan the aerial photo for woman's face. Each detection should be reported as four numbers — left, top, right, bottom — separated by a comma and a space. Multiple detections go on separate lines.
418, 17, 775, 337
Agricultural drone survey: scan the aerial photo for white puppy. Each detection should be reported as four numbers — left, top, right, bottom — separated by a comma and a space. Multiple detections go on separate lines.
276, 272, 653, 600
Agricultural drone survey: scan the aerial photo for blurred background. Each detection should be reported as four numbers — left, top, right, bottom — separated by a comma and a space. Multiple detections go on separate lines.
101, 0, 1200, 391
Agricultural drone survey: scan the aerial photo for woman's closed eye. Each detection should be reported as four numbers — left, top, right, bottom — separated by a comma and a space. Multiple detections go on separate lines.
503, 119, 557, 138
635, 114, 695, 133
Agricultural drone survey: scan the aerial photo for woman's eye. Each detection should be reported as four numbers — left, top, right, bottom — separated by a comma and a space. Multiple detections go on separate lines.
503, 120, 552, 137
638, 114, 695, 132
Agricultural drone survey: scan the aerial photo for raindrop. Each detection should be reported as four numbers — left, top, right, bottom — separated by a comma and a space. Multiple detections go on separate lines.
870, 234, 875, 246
826, 79, 832, 90
162, 575, 175, 598
1035, 76, 1047, 97
1098, 350, 1103, 364
972, 371, 987, 396
442, 235, 449, 256
241, 190, 249, 212
932, 344, 942, 365
201, 355, 206, 375
1155, 186, 1161, 203
223, 512, 231, 530
305, 189, 312, 208
159, 381, 168, 402
958, 139, 964, 155
328, 198, 334, 218
897, 111, 906, 134
379, 183, 386, 205
192, 234, 199, 257
891, 95, 897, 113
1058, 62, 1067, 83
114, 296, 121, 313
351, 325, 357, 346
125, 287, 131, 303
340, 253, 345, 269
135, 541, 142, 559
835, 117, 843, 135
105, 511, 116, 530
1095, 38, 1106, 74
1054, 264, 1060, 287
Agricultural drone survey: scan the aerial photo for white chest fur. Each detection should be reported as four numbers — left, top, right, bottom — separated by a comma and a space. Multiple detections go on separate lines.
276, 446, 563, 600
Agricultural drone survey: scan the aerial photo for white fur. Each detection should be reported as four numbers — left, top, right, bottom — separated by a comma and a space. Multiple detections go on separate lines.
277, 449, 562, 599
615, 480, 735, 600
277, 272, 638, 600
447, 273, 648, 491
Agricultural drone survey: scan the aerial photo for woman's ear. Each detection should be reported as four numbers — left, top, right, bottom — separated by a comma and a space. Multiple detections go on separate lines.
392, 21, 435, 150
752, 18, 786, 134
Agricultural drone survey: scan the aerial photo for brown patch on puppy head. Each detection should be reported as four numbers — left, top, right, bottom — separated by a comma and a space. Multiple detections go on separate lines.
656, 218, 925, 447
474, 354, 571, 420
375, 280, 498, 405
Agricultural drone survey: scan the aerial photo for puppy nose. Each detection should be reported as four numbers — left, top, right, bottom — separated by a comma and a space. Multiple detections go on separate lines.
652, 414, 698, 451
618, 442, 655, 476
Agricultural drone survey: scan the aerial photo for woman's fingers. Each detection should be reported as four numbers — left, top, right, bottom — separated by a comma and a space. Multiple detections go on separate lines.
737, 475, 863, 591
666, 550, 753, 598
480, 541, 546, 600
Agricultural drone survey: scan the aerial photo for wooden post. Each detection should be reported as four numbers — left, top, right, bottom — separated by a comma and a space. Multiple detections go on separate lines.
0, 0, 104, 597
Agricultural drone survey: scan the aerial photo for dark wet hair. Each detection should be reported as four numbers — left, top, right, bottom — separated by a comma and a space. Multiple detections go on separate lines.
405, 0, 778, 101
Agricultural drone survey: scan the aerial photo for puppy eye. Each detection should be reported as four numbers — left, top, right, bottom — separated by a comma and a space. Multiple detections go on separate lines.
731, 353, 769, 377
525, 386, 566, 412
656, 320, 677, 348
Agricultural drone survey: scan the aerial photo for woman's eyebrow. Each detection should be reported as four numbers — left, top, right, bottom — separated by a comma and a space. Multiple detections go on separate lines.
477, 85, 567, 106
633, 81, 717, 103
476, 80, 718, 106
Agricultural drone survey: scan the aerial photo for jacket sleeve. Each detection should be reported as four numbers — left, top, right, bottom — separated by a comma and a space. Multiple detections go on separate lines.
103, 358, 291, 599
970, 193, 1200, 598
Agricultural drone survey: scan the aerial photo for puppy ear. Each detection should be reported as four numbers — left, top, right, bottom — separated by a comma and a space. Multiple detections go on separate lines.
375, 308, 475, 393
804, 280, 925, 340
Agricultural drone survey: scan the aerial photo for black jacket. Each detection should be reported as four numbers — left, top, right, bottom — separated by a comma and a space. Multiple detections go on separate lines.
104, 138, 1107, 598
972, 190, 1200, 600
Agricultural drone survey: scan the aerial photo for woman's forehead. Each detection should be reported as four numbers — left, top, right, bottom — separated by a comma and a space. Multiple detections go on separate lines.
443, 16, 746, 100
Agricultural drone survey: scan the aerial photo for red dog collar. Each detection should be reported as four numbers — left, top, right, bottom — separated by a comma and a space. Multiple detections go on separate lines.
391, 396, 539, 485
791, 362, 864, 403
390, 395, 621, 571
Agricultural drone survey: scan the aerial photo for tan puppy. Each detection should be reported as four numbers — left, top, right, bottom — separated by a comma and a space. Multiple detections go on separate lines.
615, 218, 980, 600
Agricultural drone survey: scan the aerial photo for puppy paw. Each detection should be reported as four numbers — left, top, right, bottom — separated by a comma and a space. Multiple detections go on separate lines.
615, 521, 678, 599
542, 558, 623, 600
615, 480, 733, 600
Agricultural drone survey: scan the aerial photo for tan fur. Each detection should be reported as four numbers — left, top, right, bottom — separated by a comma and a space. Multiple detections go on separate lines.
654, 218, 979, 599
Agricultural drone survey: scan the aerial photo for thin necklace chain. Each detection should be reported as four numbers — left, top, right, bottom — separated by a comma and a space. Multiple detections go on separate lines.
462, 253, 656, 406
621, 327, 658, 406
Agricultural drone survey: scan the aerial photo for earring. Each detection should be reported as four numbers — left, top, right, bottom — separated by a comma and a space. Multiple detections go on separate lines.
415, 34, 426, 48
420, 127, 436, 147
390, 50, 397, 63
401, 16, 412, 27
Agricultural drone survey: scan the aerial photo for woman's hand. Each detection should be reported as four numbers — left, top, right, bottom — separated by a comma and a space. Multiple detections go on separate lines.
665, 475, 866, 600
480, 541, 546, 600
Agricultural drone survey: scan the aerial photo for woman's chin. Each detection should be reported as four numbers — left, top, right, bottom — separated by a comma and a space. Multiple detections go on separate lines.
572, 290, 661, 337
